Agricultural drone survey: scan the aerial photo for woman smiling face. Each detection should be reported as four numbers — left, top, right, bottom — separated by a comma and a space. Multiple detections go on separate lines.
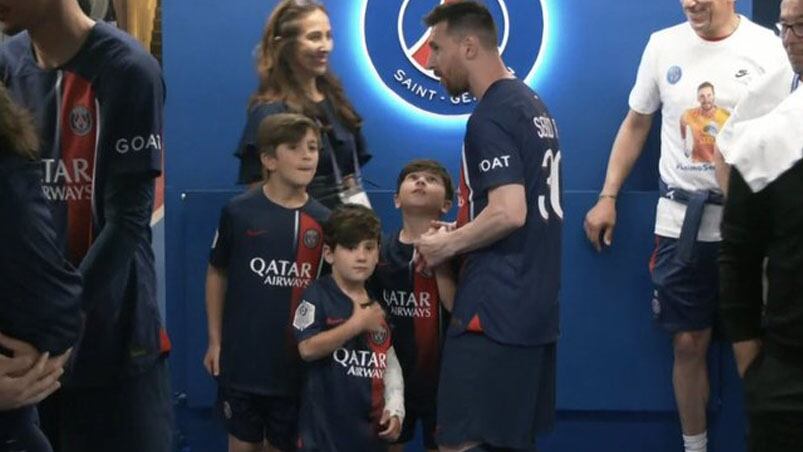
291, 8, 333, 80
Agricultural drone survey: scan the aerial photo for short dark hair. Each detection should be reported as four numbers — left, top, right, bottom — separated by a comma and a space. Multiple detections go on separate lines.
257, 113, 320, 179
323, 204, 381, 250
424, 1, 498, 50
396, 159, 454, 201
697, 81, 715, 93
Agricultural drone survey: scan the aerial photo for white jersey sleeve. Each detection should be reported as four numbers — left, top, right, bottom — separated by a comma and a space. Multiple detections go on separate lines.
629, 34, 662, 115
382, 346, 405, 423
718, 66, 803, 192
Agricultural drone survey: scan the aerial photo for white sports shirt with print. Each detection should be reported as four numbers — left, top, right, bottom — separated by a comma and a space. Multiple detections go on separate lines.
628, 16, 789, 241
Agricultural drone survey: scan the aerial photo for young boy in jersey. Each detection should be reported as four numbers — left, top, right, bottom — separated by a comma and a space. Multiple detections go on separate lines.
293, 204, 405, 452
370, 159, 456, 452
204, 113, 330, 452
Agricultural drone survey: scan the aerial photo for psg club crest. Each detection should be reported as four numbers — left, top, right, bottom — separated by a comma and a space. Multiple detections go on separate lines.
69, 105, 93, 136
370, 326, 388, 345
362, 0, 546, 116
303, 229, 321, 249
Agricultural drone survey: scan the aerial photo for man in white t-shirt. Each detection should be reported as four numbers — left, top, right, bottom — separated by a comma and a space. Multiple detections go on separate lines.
583, 1, 788, 451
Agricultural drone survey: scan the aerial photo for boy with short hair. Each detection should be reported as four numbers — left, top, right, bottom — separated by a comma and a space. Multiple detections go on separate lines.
372, 159, 456, 452
204, 113, 329, 452
293, 204, 405, 452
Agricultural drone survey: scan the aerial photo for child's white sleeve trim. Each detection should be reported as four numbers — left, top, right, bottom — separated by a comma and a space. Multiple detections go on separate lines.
383, 346, 405, 423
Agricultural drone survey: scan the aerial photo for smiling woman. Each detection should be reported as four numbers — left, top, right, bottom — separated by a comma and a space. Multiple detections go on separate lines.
233, 0, 372, 209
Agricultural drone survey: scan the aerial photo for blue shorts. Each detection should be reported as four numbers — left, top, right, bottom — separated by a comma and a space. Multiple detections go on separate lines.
436, 333, 555, 449
649, 236, 719, 333
217, 386, 298, 450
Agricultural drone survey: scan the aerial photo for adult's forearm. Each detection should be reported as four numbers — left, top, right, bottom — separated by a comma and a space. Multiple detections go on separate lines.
601, 110, 653, 195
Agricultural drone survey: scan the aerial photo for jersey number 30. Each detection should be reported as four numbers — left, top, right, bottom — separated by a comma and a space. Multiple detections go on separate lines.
538, 149, 563, 221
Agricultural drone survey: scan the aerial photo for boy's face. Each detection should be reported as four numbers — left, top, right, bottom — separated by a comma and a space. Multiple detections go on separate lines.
324, 239, 379, 285
261, 128, 320, 188
395, 170, 452, 214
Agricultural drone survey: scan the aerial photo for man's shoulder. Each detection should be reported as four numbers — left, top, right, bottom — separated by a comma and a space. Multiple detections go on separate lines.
737, 16, 779, 41
81, 22, 161, 87
647, 21, 692, 47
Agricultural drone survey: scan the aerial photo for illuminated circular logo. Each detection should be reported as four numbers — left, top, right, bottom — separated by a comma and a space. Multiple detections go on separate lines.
362, 0, 546, 116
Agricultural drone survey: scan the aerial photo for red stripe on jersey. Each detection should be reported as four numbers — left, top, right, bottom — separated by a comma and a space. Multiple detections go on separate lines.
153, 157, 165, 213
413, 269, 440, 385
457, 154, 471, 228
287, 212, 325, 352
60, 72, 97, 266
466, 314, 483, 332
367, 320, 391, 428
159, 327, 172, 353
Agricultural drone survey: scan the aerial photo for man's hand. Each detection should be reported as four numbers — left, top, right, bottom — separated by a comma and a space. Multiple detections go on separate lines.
203, 343, 221, 377
378, 410, 402, 442
351, 302, 385, 334
733, 339, 762, 378
583, 197, 617, 252
0, 332, 70, 377
415, 227, 454, 270
0, 352, 65, 410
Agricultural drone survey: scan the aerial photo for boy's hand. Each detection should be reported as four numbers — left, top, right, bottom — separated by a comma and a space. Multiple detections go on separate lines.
378, 410, 402, 442
203, 343, 221, 377
351, 301, 385, 334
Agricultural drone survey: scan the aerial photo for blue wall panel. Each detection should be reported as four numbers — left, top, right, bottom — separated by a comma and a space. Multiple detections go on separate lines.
163, 1, 758, 451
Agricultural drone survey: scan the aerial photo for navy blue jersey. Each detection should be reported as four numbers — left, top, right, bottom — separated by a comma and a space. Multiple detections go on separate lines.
234, 100, 371, 189
0, 152, 82, 354
453, 78, 562, 346
294, 275, 392, 452
210, 188, 329, 395
370, 231, 446, 408
0, 22, 168, 383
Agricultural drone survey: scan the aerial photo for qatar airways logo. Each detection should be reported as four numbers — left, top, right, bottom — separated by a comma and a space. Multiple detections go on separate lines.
362, 0, 546, 116
250, 258, 313, 288
333, 347, 388, 379
41, 158, 93, 201
383, 289, 432, 318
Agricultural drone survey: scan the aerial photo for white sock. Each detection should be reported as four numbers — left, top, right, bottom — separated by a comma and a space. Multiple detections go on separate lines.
683, 432, 707, 452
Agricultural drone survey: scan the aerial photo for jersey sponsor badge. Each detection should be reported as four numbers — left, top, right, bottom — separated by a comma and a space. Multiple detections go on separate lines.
293, 300, 316, 331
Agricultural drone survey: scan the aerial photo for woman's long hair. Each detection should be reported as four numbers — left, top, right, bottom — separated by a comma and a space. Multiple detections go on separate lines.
250, 0, 362, 130
0, 82, 38, 160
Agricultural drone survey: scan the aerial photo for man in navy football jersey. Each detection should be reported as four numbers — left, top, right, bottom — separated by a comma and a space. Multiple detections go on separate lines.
416, 2, 562, 451
205, 113, 330, 452
370, 159, 455, 452
294, 205, 405, 452
0, 1, 172, 450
